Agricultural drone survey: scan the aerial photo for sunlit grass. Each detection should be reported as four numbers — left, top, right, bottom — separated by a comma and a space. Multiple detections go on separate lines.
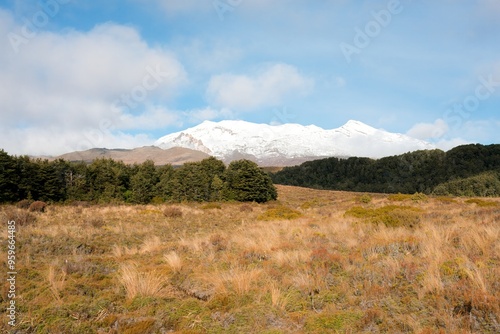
1, 185, 499, 332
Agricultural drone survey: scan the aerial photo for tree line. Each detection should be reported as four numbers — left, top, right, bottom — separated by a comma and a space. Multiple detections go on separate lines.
271, 144, 500, 196
0, 150, 277, 204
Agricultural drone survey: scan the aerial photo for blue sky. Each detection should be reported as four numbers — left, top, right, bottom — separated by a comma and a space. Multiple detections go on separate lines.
0, 0, 499, 156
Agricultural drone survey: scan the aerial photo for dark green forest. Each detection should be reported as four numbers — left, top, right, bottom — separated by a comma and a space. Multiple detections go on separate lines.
0, 150, 277, 204
271, 144, 500, 197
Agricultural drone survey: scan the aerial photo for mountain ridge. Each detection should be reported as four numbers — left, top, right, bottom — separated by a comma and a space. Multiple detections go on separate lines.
155, 120, 435, 166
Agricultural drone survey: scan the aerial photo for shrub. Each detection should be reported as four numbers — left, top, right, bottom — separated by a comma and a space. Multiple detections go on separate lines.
411, 192, 428, 202
17, 199, 33, 209
163, 206, 183, 218
4, 209, 37, 226
201, 203, 222, 210
29, 201, 47, 213
345, 205, 422, 228
209, 233, 228, 251
381, 208, 421, 228
151, 196, 165, 205
258, 206, 302, 221
464, 198, 498, 207
300, 199, 326, 209
434, 196, 457, 204
388, 193, 411, 201
358, 194, 372, 204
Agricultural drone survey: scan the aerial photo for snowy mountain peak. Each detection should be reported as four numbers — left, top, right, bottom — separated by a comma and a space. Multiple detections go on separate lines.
155, 120, 435, 166
342, 120, 376, 132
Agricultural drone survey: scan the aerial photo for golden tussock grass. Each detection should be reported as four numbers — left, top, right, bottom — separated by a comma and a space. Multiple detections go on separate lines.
164, 251, 182, 273
3, 185, 500, 333
47, 264, 67, 304
118, 263, 168, 299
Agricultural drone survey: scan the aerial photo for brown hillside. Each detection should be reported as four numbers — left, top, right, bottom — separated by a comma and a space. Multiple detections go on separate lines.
56, 146, 210, 165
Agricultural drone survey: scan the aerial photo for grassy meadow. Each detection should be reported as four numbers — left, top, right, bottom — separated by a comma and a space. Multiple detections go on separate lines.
1, 185, 500, 333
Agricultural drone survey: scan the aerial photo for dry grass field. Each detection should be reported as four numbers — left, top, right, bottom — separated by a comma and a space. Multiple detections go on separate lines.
1, 185, 500, 333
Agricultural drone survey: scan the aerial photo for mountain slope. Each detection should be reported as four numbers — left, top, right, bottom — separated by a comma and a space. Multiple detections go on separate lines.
56, 146, 210, 165
155, 120, 435, 166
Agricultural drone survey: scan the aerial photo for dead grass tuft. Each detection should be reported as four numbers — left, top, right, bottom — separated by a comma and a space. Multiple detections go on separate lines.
164, 251, 182, 273
118, 263, 167, 299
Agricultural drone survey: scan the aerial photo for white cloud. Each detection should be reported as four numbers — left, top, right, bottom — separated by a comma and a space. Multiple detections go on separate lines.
408, 119, 500, 152
406, 119, 449, 140
184, 107, 235, 123
0, 9, 187, 155
206, 63, 314, 111
434, 138, 470, 151
119, 106, 181, 130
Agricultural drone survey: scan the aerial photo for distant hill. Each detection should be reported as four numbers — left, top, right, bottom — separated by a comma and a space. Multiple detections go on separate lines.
56, 146, 210, 165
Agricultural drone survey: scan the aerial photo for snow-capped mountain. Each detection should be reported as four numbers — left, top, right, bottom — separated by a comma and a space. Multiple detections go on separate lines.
155, 120, 435, 166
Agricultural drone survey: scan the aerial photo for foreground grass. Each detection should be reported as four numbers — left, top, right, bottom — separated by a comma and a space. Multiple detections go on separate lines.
1, 186, 499, 333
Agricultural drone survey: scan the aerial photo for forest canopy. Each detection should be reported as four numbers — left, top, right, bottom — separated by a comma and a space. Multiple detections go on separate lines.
0, 151, 277, 204
271, 144, 500, 197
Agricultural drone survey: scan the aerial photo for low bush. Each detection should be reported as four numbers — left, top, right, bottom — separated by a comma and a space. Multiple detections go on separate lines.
411, 192, 428, 202
201, 203, 222, 210
300, 199, 326, 209
387, 193, 412, 201
345, 205, 422, 228
434, 196, 457, 204
29, 201, 47, 213
358, 194, 372, 204
17, 199, 34, 209
163, 206, 183, 218
150, 196, 165, 205
258, 206, 302, 221
4, 208, 37, 226
464, 198, 498, 207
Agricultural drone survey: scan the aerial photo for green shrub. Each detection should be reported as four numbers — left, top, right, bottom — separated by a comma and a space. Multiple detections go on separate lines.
358, 194, 372, 204
434, 196, 457, 204
201, 203, 222, 210
388, 193, 411, 201
411, 192, 428, 202
345, 205, 422, 228
150, 196, 165, 205
300, 199, 326, 209
258, 206, 302, 221
464, 198, 498, 207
